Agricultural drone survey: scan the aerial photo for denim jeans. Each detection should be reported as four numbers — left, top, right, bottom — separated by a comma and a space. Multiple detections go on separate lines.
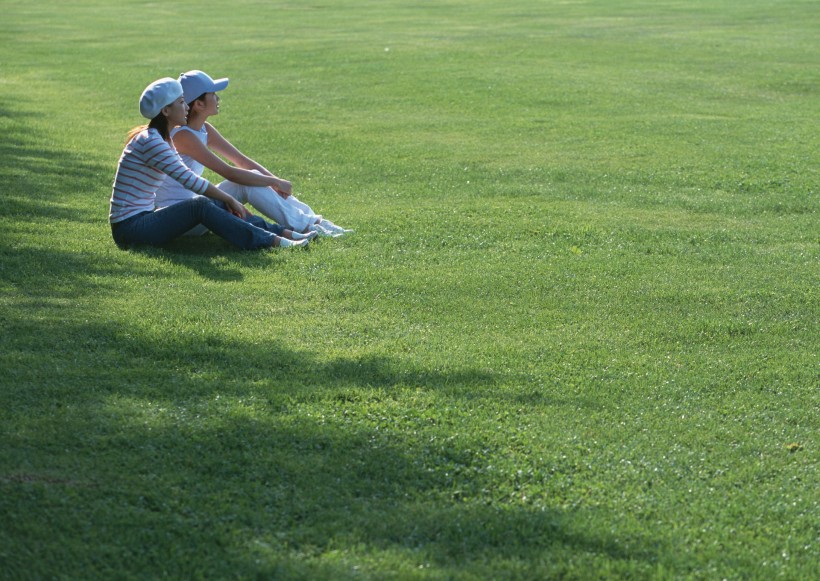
111, 196, 284, 250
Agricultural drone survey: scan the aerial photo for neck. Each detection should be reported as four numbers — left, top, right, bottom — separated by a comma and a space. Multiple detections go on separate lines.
167, 122, 182, 143
186, 112, 207, 131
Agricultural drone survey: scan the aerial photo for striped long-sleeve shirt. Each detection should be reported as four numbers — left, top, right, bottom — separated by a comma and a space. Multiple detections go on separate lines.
109, 128, 210, 223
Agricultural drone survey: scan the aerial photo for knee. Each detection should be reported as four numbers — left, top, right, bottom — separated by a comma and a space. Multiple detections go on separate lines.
191, 195, 214, 209
189, 195, 221, 215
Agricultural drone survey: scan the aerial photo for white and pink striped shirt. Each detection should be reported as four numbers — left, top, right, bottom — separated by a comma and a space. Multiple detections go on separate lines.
109, 127, 210, 223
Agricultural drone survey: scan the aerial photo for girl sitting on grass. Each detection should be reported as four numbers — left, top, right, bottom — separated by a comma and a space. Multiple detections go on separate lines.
155, 70, 351, 238
110, 77, 312, 250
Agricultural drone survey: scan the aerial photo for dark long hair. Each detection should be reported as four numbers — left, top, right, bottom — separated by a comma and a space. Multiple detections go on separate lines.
125, 112, 171, 144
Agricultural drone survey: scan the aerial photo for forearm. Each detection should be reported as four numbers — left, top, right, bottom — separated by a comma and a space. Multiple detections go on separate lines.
224, 166, 285, 189
201, 183, 248, 218
235, 156, 274, 177
222, 166, 291, 195
202, 183, 237, 205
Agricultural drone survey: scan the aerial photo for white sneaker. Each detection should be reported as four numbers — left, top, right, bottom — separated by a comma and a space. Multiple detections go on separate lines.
290, 230, 318, 241
309, 223, 338, 237
319, 219, 354, 235
277, 237, 309, 249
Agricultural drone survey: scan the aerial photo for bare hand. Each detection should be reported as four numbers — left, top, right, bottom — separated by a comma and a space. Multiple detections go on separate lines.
275, 179, 292, 197
227, 197, 249, 219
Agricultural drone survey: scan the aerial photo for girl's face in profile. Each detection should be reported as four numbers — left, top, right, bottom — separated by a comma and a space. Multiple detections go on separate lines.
164, 96, 189, 127
204, 92, 220, 116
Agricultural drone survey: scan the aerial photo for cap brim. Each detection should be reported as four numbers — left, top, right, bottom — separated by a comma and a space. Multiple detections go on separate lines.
213, 78, 229, 92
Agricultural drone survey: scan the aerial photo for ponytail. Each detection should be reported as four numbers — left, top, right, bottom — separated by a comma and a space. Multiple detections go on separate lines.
125, 124, 148, 144
124, 112, 171, 145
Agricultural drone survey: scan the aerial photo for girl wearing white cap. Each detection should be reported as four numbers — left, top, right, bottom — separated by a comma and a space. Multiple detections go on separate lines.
154, 70, 351, 237
110, 77, 312, 249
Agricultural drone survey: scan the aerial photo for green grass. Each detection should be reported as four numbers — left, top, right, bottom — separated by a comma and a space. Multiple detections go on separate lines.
1, 0, 817, 578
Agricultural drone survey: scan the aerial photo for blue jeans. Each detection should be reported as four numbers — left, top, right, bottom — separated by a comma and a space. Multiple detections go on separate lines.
111, 196, 284, 250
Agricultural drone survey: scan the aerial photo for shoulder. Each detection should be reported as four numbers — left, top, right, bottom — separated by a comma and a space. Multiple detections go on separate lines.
139, 127, 168, 147
173, 126, 207, 149
136, 130, 177, 162
144, 127, 162, 140
173, 125, 199, 137
125, 126, 151, 146
204, 122, 225, 140
126, 127, 168, 155
203, 122, 231, 149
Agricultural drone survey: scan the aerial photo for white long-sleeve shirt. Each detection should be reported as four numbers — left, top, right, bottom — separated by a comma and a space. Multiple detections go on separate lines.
109, 127, 210, 223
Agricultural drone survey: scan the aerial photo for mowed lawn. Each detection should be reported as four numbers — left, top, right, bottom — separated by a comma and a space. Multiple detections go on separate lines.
0, 0, 817, 578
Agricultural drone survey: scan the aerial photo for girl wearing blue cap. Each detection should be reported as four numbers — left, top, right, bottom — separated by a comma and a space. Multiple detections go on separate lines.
155, 70, 351, 237
110, 77, 312, 249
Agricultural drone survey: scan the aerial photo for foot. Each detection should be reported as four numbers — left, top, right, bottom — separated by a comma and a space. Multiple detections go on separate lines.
276, 237, 309, 249
309, 223, 339, 238
319, 219, 354, 235
289, 230, 318, 241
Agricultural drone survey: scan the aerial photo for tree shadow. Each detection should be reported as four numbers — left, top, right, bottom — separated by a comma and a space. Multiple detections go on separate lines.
0, 101, 105, 225
1, 310, 662, 578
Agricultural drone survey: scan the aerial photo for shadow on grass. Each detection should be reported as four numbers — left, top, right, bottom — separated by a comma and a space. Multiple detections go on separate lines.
0, 101, 106, 225
1, 311, 662, 578
127, 238, 300, 282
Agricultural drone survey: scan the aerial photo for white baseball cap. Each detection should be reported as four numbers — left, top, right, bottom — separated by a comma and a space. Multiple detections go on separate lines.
139, 77, 184, 119
178, 70, 229, 103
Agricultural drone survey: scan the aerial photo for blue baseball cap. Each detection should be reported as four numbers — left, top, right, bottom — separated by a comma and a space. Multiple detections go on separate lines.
139, 77, 184, 119
178, 70, 229, 103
